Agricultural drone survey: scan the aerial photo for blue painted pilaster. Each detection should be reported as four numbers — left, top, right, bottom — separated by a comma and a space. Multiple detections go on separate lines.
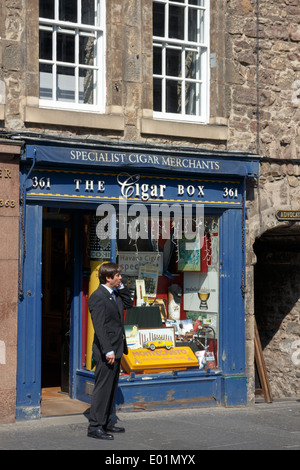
16, 204, 43, 420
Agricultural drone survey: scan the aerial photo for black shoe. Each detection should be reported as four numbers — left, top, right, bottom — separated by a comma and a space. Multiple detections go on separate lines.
87, 427, 114, 440
104, 425, 125, 433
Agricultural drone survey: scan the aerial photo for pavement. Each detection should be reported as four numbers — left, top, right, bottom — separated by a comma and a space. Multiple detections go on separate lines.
0, 399, 299, 453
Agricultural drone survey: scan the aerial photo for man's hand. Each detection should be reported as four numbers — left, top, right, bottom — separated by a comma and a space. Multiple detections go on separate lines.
106, 352, 115, 365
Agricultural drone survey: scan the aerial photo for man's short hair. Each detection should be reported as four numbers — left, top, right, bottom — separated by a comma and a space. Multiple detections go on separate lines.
98, 262, 122, 284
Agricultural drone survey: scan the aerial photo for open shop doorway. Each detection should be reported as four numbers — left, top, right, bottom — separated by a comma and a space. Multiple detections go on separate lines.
41, 209, 72, 394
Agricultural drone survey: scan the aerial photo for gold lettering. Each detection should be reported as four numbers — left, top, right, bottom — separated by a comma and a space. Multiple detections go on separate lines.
0, 168, 12, 179
0, 199, 16, 209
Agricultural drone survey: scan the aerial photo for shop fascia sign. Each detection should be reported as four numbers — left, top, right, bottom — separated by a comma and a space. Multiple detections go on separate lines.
26, 169, 242, 244
24, 144, 259, 177
27, 169, 242, 207
70, 149, 221, 171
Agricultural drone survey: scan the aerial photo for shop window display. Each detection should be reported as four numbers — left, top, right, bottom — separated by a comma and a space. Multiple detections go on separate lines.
84, 213, 219, 374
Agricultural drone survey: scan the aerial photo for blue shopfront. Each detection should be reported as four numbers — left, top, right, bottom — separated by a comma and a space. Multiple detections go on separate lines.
16, 140, 259, 420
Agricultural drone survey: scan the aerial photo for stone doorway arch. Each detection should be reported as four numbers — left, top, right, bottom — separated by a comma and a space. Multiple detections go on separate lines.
245, 166, 300, 402
253, 224, 300, 398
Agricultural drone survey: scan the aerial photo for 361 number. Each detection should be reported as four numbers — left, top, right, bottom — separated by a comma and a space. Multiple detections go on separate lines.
223, 187, 238, 199
32, 176, 51, 189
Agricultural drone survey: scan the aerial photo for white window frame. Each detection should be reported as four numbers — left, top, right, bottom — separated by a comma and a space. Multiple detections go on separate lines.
153, 0, 210, 124
39, 0, 106, 113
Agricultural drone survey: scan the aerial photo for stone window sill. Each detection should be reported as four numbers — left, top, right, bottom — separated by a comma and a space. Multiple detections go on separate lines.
140, 117, 228, 141
24, 106, 124, 131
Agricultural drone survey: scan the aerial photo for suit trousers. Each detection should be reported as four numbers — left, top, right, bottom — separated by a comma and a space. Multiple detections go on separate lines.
88, 355, 121, 430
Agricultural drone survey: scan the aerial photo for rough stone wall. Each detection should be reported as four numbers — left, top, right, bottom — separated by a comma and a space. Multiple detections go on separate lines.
0, 1, 25, 423
0, 0, 26, 130
0, 145, 21, 424
226, 0, 300, 401
0, 0, 298, 154
246, 161, 300, 399
226, 0, 300, 158
0, 0, 229, 146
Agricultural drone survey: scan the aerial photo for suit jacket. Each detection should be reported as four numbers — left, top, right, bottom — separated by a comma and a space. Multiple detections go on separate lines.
88, 284, 133, 361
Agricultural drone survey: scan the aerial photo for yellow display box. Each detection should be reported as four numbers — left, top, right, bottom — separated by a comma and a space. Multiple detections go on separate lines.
121, 347, 199, 374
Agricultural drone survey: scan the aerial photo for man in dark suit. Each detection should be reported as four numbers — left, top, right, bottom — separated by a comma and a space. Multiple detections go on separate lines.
87, 263, 133, 440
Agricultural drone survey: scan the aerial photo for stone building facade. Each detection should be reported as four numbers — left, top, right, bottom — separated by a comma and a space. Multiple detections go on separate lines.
0, 141, 21, 424
0, 0, 299, 422
226, 0, 300, 399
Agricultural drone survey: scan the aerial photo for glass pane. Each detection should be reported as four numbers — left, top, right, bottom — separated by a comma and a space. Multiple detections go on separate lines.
169, 5, 184, 40
153, 2, 165, 37
153, 46, 162, 75
79, 36, 95, 65
59, 0, 77, 22
57, 32, 75, 63
39, 0, 54, 19
39, 63, 53, 99
189, 0, 203, 5
188, 7, 197, 42
57, 66, 75, 101
189, 8, 204, 43
153, 78, 162, 112
166, 49, 181, 77
82, 0, 95, 25
79, 68, 94, 104
185, 82, 199, 115
166, 80, 181, 114
185, 49, 199, 79
115, 210, 219, 371
184, 216, 219, 368
39, 29, 53, 60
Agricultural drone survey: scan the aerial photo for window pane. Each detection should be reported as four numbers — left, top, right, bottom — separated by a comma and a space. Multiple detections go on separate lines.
166, 49, 181, 77
189, 8, 204, 42
153, 2, 165, 37
79, 68, 94, 104
169, 5, 184, 40
57, 32, 75, 63
39, 63, 53, 99
166, 80, 181, 114
153, 46, 162, 75
189, 0, 203, 5
57, 66, 75, 101
59, 0, 77, 22
185, 49, 199, 79
188, 8, 197, 42
153, 78, 162, 112
39, 0, 55, 19
39, 29, 53, 60
82, 0, 95, 25
185, 82, 199, 115
79, 36, 95, 65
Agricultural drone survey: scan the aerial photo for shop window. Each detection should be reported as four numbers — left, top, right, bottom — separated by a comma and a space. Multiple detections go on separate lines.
84, 212, 219, 373
39, 0, 105, 112
153, 0, 210, 123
